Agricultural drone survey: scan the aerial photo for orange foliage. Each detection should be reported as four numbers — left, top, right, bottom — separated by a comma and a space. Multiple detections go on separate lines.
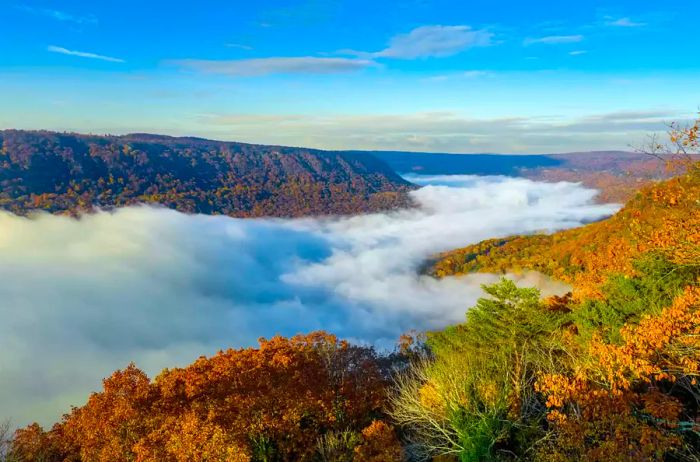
353, 420, 404, 462
434, 118, 700, 301
536, 287, 700, 461
433, 164, 700, 300
12, 332, 395, 462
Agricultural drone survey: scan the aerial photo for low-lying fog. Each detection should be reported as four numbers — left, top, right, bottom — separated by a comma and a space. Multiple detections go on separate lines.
0, 175, 619, 426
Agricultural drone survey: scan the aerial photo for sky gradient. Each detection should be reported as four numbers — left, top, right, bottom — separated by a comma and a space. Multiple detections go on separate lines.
1, 0, 699, 153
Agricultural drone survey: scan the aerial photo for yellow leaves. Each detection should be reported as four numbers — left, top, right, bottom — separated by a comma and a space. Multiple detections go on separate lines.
418, 381, 444, 414
534, 287, 700, 460
477, 381, 500, 409
536, 373, 586, 409
158, 412, 249, 462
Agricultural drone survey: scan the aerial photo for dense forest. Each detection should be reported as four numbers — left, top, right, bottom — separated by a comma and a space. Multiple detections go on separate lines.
2, 120, 699, 461
0, 131, 413, 218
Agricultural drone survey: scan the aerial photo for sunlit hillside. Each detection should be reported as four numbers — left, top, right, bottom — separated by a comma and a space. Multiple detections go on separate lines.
433, 151, 700, 300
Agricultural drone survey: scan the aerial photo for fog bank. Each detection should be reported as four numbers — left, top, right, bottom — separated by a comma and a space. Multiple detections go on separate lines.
0, 175, 618, 426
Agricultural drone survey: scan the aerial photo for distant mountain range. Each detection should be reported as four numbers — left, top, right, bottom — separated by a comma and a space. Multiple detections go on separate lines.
0, 130, 682, 217
372, 150, 680, 202
370, 150, 564, 176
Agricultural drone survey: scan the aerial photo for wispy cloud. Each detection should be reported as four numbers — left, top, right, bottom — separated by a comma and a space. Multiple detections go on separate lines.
524, 34, 584, 45
197, 109, 688, 153
225, 43, 254, 50
170, 57, 374, 77
605, 17, 647, 27
462, 70, 489, 78
48, 46, 125, 63
18, 5, 97, 25
373, 25, 493, 59
178, 24, 490, 79
569, 50, 588, 56
422, 70, 490, 82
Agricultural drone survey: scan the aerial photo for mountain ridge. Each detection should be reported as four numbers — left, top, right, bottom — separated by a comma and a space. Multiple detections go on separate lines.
0, 129, 688, 218
0, 130, 414, 218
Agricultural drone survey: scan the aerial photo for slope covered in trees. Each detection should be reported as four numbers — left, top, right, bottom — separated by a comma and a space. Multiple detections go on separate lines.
0, 131, 413, 218
0, 130, 683, 219
520, 151, 680, 203
393, 119, 700, 460
432, 158, 700, 301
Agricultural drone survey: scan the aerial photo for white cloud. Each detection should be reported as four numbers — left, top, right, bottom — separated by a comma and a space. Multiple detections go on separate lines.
524, 34, 584, 45
569, 50, 588, 56
0, 176, 618, 427
373, 25, 493, 59
173, 24, 490, 78
170, 57, 375, 76
605, 17, 646, 27
48, 46, 125, 63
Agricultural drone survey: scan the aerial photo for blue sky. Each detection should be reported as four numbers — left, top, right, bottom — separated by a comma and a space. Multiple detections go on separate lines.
1, 0, 699, 153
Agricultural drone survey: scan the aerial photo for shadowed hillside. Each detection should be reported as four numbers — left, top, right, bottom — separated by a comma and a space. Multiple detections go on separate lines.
0, 130, 414, 218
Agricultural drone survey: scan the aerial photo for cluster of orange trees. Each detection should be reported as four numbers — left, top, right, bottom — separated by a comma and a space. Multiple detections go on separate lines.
5, 119, 700, 461
5, 333, 404, 461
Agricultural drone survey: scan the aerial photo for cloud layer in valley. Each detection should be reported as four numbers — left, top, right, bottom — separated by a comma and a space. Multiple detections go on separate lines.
0, 176, 618, 427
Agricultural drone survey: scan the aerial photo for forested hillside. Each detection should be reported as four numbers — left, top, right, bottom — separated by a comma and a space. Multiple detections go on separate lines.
520, 151, 692, 203
406, 119, 700, 460
432, 159, 700, 300
0, 131, 681, 220
0, 131, 413, 218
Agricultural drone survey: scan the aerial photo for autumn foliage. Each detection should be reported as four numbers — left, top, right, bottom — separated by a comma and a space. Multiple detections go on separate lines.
0, 130, 412, 219
388, 118, 700, 460
536, 286, 700, 461
433, 152, 700, 301
9, 333, 402, 461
